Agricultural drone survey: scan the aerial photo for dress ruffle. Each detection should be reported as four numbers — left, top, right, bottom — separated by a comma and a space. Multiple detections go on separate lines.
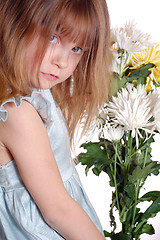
0, 97, 21, 122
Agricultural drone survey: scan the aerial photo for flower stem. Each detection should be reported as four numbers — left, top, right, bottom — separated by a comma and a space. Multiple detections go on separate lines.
118, 49, 129, 78
128, 133, 133, 171
113, 143, 121, 216
125, 131, 131, 167
143, 147, 148, 168
132, 148, 148, 227
112, 142, 123, 165
132, 179, 140, 226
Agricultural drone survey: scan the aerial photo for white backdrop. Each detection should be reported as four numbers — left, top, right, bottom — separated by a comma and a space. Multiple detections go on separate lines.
76, 1, 160, 239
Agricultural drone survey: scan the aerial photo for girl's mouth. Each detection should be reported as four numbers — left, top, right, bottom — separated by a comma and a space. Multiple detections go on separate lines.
41, 72, 58, 81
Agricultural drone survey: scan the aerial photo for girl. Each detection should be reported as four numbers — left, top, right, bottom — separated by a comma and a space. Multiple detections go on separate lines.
0, 0, 110, 239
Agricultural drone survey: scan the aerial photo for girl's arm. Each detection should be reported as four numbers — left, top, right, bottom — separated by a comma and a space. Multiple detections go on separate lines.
0, 100, 106, 240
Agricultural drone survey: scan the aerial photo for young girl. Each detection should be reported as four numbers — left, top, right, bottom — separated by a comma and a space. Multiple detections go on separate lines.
0, 0, 110, 239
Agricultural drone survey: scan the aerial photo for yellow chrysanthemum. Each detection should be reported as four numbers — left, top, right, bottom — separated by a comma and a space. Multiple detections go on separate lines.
131, 44, 160, 85
152, 66, 160, 84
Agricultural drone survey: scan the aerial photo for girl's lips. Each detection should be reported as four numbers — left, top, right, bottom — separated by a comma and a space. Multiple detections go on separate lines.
41, 72, 58, 81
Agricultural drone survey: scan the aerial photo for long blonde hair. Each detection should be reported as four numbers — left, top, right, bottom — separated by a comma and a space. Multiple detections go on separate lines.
0, 0, 111, 145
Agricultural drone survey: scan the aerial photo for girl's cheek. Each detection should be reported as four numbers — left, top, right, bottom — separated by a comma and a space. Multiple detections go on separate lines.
72, 54, 83, 66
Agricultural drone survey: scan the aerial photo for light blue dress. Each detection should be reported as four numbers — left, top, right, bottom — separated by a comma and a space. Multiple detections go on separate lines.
0, 88, 103, 239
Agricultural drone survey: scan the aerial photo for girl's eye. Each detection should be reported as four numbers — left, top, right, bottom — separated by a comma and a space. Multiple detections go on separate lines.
50, 35, 59, 44
72, 47, 83, 54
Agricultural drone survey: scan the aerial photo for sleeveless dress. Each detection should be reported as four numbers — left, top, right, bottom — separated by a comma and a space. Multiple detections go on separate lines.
0, 88, 103, 240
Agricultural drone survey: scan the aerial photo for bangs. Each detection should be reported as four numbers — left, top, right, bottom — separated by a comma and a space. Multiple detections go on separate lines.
51, 0, 99, 49
26, 0, 100, 53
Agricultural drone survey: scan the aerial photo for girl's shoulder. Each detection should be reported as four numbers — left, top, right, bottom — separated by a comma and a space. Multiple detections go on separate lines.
0, 98, 27, 164
0, 97, 41, 165
0, 97, 40, 137
0, 90, 45, 136
0, 88, 54, 124
0, 97, 37, 123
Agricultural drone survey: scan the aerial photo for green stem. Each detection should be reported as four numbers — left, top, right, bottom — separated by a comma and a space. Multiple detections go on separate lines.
132, 179, 140, 226
143, 147, 148, 168
131, 134, 152, 158
118, 49, 129, 78
125, 131, 131, 167
119, 52, 123, 78
104, 140, 111, 160
131, 150, 141, 227
125, 51, 129, 67
127, 133, 133, 171
113, 143, 121, 216
112, 142, 123, 165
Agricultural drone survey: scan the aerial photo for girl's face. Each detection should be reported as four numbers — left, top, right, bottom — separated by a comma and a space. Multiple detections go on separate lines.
26, 35, 84, 89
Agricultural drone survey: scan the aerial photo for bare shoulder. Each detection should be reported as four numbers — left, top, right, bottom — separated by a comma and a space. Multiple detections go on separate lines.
0, 99, 46, 151
1, 99, 41, 125
1, 99, 44, 130
0, 100, 43, 164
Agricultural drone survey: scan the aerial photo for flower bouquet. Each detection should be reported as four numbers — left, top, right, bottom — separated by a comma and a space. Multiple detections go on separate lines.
78, 22, 160, 240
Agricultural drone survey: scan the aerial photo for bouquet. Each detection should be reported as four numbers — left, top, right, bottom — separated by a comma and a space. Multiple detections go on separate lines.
78, 22, 160, 240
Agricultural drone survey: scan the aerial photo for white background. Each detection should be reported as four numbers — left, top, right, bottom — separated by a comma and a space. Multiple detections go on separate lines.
76, 1, 160, 239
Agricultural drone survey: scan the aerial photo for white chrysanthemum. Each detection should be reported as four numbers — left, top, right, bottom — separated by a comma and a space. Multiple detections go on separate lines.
103, 126, 124, 142
85, 107, 112, 141
122, 21, 152, 49
111, 21, 152, 74
152, 97, 160, 132
148, 87, 160, 112
84, 112, 106, 141
111, 21, 152, 54
98, 108, 110, 126
106, 84, 154, 143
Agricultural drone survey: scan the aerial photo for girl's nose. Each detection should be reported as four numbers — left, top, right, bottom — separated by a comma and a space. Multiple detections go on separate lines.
51, 48, 69, 69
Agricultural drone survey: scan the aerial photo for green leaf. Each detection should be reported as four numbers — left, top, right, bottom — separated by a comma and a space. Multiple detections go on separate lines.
134, 223, 155, 239
111, 63, 155, 96
139, 191, 160, 202
110, 73, 128, 96
122, 196, 132, 208
139, 135, 154, 150
141, 224, 155, 235
128, 162, 160, 183
124, 183, 136, 199
78, 142, 112, 176
123, 207, 140, 225
126, 63, 155, 85
104, 230, 112, 237
141, 197, 160, 221
78, 142, 107, 165
110, 232, 132, 240
92, 165, 104, 176
135, 197, 160, 236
